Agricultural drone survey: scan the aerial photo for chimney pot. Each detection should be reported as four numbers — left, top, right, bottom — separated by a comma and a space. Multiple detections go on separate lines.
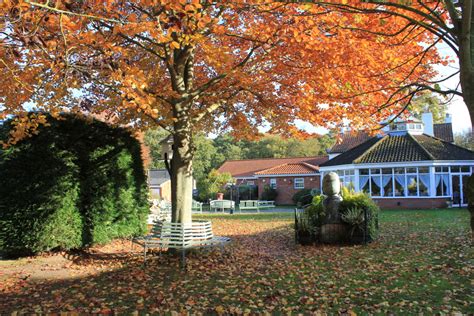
421, 112, 434, 136
445, 113, 452, 124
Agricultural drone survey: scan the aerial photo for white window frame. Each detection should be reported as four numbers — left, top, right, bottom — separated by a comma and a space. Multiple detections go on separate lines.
294, 178, 304, 189
270, 178, 277, 189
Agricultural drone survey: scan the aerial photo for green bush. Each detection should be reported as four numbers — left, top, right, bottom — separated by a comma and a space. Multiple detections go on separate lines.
339, 192, 379, 241
238, 185, 258, 201
0, 113, 149, 256
292, 188, 313, 206
261, 185, 278, 201
296, 192, 379, 244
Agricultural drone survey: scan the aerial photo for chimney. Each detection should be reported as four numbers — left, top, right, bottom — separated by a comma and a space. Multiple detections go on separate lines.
422, 112, 434, 136
445, 113, 452, 124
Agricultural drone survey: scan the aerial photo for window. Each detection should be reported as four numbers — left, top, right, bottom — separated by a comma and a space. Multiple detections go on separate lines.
406, 175, 417, 196
370, 177, 381, 196
461, 166, 470, 173
294, 178, 304, 189
270, 178, 277, 189
383, 176, 393, 197
418, 168, 430, 196
358, 166, 432, 198
247, 181, 255, 186
435, 168, 450, 197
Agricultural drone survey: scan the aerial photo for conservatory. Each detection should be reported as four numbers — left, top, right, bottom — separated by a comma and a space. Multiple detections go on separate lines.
320, 118, 474, 209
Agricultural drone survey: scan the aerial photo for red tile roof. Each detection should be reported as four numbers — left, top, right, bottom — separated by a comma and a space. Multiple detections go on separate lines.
255, 162, 320, 175
217, 156, 328, 177
328, 132, 371, 154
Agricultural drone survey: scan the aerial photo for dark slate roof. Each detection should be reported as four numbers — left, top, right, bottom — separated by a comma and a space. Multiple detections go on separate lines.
321, 137, 381, 167
413, 134, 474, 160
320, 133, 474, 167
327, 132, 371, 153
148, 169, 170, 186
433, 123, 454, 142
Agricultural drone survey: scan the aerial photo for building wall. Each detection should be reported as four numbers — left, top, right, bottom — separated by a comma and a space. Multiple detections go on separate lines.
160, 180, 172, 202
257, 175, 321, 205
373, 197, 449, 209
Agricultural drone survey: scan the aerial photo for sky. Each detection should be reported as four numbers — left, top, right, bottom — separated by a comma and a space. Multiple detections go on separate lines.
436, 44, 472, 134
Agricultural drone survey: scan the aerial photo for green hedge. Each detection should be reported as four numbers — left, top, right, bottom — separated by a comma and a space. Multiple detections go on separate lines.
0, 114, 149, 256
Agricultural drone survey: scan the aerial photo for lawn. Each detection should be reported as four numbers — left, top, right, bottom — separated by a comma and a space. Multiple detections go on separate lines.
1, 209, 472, 314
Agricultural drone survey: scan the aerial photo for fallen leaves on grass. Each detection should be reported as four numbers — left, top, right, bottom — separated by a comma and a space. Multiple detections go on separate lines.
0, 212, 472, 314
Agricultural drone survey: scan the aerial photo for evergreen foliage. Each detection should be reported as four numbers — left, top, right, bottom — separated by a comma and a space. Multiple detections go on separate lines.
339, 191, 380, 241
292, 189, 314, 206
0, 114, 149, 256
261, 185, 278, 201
296, 191, 379, 244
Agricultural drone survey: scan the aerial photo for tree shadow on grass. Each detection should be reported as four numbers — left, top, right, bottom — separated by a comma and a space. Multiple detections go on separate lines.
0, 222, 305, 313
1, 218, 471, 314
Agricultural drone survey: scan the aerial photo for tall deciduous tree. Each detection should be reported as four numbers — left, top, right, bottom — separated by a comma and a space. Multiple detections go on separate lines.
409, 91, 448, 123
1, 1, 441, 223
309, 0, 473, 129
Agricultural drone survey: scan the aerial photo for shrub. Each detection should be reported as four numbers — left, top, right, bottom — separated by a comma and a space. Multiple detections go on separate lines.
238, 185, 258, 201
297, 195, 325, 241
0, 145, 83, 256
292, 188, 313, 206
198, 170, 233, 201
295, 192, 379, 244
0, 113, 149, 256
339, 192, 379, 241
261, 185, 278, 201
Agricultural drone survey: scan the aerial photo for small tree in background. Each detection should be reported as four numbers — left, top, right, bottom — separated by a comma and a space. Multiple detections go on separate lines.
455, 131, 474, 151
198, 170, 233, 201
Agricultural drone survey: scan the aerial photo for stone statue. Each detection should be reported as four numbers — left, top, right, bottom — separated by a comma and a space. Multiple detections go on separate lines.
321, 172, 347, 243
322, 172, 343, 223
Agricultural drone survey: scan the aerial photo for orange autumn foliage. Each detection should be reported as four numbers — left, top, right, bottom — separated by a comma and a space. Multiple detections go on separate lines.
0, 0, 444, 145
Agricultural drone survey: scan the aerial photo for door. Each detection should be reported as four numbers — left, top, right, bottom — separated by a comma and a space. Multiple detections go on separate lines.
451, 175, 462, 206
462, 175, 469, 205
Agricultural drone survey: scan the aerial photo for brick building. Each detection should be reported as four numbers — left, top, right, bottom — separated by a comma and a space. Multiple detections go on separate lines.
218, 156, 328, 205
148, 169, 172, 201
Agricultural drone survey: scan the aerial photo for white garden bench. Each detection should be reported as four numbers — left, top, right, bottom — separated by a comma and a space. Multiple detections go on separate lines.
132, 220, 230, 266
147, 199, 172, 224
239, 200, 275, 212
192, 200, 203, 213
210, 199, 235, 212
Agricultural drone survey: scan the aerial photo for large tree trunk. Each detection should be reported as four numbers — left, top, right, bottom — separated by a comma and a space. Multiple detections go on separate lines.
170, 107, 194, 223
459, 0, 474, 131
459, 53, 474, 131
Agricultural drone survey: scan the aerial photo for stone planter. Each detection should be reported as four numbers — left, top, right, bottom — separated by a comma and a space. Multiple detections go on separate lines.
320, 223, 349, 244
